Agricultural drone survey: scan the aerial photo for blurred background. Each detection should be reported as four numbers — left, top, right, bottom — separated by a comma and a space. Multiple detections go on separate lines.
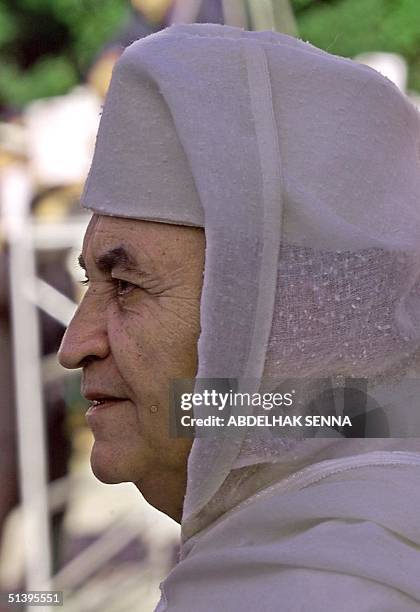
0, 1, 419, 611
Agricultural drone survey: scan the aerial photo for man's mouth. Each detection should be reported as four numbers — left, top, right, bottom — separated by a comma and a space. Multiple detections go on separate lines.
91, 398, 115, 407
84, 393, 128, 414
88, 398, 126, 410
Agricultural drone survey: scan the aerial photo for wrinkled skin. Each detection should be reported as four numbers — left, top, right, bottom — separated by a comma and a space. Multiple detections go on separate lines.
58, 214, 205, 522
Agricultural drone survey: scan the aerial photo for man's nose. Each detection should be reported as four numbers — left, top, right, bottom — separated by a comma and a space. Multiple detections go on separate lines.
58, 297, 110, 369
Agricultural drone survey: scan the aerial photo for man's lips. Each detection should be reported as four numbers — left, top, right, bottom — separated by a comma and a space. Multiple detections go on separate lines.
83, 392, 129, 414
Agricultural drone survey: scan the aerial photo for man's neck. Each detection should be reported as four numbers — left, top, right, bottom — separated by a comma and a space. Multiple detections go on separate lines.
134, 467, 187, 523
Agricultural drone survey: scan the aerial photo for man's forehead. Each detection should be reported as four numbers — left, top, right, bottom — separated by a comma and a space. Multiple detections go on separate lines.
81, 214, 147, 266
84, 214, 133, 243
80, 213, 203, 272
83, 213, 147, 246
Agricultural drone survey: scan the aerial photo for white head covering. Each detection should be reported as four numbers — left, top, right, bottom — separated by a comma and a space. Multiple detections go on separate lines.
81, 24, 420, 540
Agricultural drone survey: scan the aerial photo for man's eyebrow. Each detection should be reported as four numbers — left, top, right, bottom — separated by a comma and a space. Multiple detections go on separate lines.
77, 247, 137, 274
95, 246, 136, 272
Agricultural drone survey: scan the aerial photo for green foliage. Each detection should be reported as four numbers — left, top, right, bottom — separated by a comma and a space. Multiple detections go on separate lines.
0, 56, 77, 107
292, 0, 420, 91
0, 0, 128, 109
0, 4, 19, 47
71, 1, 130, 68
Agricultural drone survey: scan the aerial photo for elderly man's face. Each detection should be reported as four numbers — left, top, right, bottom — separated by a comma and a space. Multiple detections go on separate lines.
59, 214, 204, 503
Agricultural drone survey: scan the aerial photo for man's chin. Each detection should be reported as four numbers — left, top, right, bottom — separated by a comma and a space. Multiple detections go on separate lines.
90, 442, 132, 484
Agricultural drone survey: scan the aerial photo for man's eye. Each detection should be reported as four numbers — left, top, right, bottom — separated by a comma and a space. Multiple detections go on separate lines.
116, 279, 136, 296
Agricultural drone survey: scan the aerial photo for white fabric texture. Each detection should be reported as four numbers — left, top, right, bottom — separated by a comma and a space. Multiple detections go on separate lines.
81, 23, 420, 610
156, 455, 420, 611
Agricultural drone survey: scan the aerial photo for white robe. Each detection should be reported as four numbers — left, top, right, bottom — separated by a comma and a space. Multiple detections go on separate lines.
156, 451, 420, 611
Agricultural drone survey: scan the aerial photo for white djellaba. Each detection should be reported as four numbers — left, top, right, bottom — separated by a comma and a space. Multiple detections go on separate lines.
82, 24, 420, 612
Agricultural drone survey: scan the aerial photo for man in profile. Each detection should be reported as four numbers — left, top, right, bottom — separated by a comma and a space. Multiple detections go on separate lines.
59, 23, 420, 611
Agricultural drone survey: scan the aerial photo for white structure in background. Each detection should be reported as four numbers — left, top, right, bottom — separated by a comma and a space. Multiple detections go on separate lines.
355, 51, 408, 92
24, 87, 101, 186
355, 51, 420, 111
1, 166, 52, 605
171, 0, 298, 34
355, 52, 408, 92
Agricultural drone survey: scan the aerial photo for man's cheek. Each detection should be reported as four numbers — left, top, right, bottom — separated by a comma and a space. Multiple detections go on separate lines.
158, 295, 201, 327
119, 308, 183, 355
